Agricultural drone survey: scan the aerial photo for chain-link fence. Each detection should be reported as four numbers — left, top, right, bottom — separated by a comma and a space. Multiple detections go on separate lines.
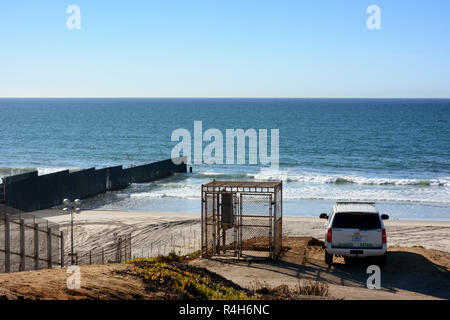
135, 225, 202, 259
1, 203, 204, 272
201, 181, 282, 260
238, 193, 273, 258
74, 235, 132, 265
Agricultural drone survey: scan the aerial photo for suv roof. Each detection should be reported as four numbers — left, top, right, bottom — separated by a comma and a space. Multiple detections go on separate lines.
333, 201, 378, 214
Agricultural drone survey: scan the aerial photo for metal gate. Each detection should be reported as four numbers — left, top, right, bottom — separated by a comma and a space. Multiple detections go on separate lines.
202, 191, 238, 257
238, 193, 273, 259
201, 181, 282, 260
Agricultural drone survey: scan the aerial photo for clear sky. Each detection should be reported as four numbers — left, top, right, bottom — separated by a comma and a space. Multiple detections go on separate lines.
1, 1, 449, 98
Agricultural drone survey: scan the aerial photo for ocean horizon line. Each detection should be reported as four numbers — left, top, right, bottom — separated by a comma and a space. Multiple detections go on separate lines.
1, 97, 450, 100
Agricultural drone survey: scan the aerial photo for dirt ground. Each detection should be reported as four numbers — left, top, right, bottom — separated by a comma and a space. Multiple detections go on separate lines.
190, 236, 450, 300
0, 264, 152, 300
1, 236, 449, 300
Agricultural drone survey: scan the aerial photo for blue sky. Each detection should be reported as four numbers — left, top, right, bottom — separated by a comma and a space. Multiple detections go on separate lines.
1, 1, 449, 98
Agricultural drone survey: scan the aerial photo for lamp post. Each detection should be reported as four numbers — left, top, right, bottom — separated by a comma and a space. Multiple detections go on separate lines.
63, 198, 81, 265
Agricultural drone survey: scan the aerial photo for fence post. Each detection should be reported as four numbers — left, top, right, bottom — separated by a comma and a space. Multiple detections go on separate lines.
119, 240, 122, 262
194, 230, 196, 252
20, 219, 25, 271
102, 248, 104, 264
47, 227, 52, 269
124, 236, 128, 261
89, 250, 92, 265
116, 241, 121, 262
34, 223, 39, 270
60, 231, 64, 268
4, 213, 10, 273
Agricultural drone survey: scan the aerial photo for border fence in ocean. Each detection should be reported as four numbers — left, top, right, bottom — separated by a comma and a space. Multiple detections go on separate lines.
0, 157, 187, 212
0, 157, 191, 273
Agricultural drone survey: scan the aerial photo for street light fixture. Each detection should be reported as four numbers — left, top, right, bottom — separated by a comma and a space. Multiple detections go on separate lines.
63, 198, 82, 265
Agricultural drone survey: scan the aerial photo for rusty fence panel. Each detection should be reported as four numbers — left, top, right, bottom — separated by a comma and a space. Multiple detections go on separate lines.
1, 207, 65, 273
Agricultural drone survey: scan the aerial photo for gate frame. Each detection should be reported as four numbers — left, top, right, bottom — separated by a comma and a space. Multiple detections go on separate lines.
201, 180, 282, 260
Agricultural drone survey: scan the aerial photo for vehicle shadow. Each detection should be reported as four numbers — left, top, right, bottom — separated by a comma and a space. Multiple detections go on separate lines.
208, 250, 450, 299
302, 250, 448, 299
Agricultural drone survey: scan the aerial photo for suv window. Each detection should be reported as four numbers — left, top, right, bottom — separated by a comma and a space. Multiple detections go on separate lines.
332, 212, 381, 229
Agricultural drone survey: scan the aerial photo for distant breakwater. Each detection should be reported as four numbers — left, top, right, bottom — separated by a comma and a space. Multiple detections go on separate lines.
0, 157, 187, 212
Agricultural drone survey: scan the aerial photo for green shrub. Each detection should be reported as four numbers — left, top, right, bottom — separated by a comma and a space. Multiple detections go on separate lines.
133, 262, 254, 300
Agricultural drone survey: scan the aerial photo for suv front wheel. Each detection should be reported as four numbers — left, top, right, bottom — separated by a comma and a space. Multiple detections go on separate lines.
325, 251, 333, 265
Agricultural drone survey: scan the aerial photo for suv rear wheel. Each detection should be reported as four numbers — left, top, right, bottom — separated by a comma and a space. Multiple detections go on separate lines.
325, 251, 333, 265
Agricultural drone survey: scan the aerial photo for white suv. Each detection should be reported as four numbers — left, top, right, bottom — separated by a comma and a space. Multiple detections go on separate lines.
320, 201, 388, 267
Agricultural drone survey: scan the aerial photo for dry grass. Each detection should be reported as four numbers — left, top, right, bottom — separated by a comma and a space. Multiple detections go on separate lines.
249, 279, 329, 297
126, 250, 201, 264
294, 280, 329, 296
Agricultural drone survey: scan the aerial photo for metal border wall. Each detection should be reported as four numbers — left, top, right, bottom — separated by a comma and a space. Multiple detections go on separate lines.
1, 157, 187, 212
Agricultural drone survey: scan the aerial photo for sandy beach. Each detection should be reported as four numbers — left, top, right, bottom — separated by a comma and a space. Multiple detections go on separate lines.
30, 209, 450, 256
30, 209, 202, 260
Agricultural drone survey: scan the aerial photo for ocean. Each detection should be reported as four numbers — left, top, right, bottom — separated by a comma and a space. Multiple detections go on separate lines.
0, 98, 449, 220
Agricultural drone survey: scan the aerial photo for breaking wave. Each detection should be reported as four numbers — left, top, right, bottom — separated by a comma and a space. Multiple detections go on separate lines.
194, 169, 450, 187
251, 169, 450, 187
109, 169, 450, 203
